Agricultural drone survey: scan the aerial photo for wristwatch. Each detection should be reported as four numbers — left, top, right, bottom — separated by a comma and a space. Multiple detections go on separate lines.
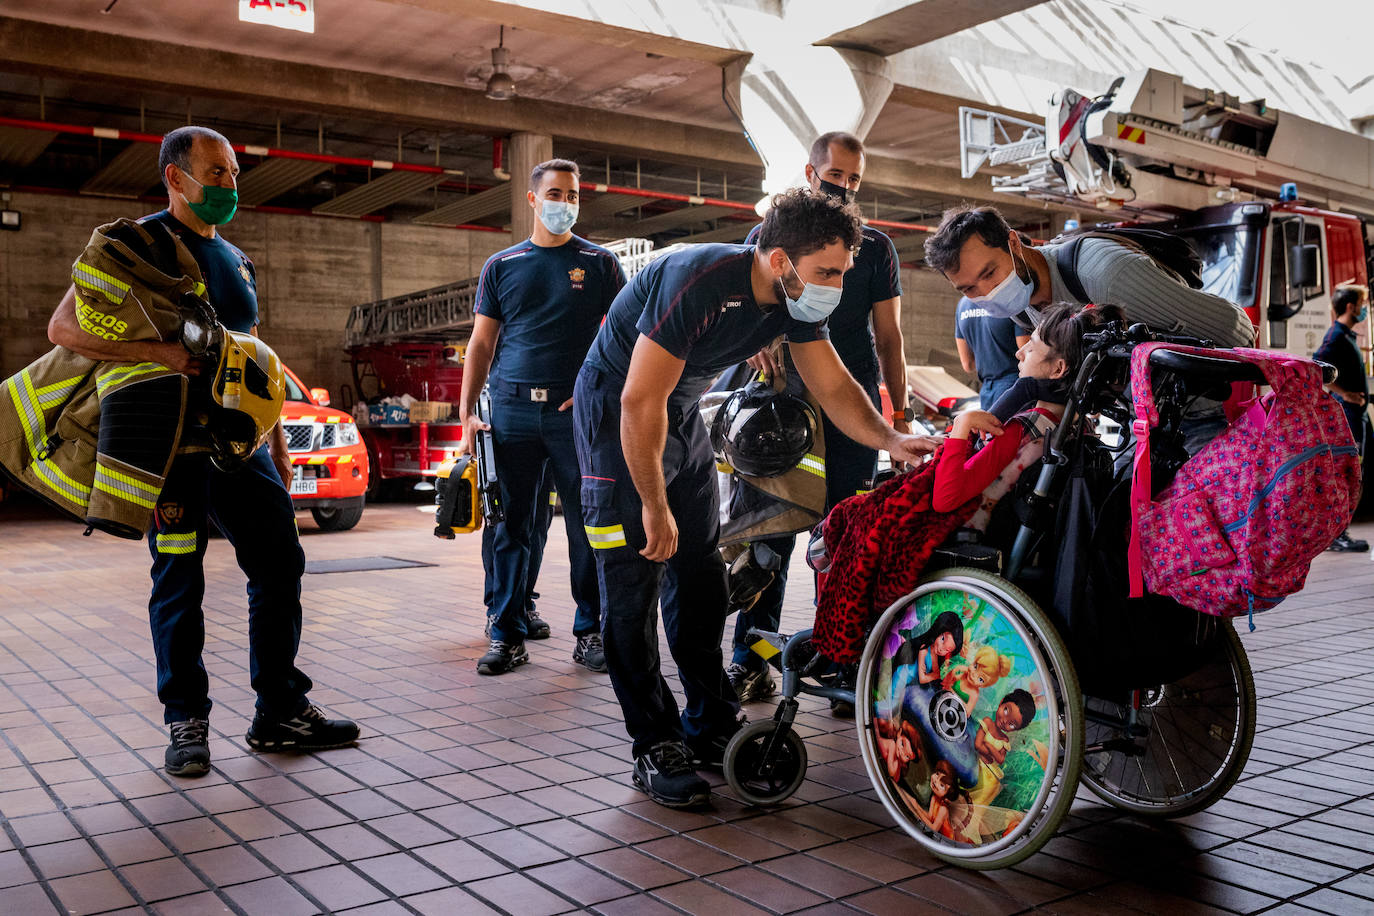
891, 407, 914, 423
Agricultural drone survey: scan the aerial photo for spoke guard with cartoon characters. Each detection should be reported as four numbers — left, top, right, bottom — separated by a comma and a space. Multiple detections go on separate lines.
867, 587, 1054, 847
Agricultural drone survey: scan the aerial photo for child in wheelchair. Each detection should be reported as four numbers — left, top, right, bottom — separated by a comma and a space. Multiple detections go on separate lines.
808, 302, 1124, 667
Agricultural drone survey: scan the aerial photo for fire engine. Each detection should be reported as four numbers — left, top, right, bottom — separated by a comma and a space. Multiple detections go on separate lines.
959, 68, 1374, 359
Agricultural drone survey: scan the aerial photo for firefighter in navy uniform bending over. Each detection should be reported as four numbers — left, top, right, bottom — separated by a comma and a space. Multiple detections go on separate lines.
47, 126, 357, 777
728, 131, 909, 708
459, 158, 626, 675
573, 188, 939, 808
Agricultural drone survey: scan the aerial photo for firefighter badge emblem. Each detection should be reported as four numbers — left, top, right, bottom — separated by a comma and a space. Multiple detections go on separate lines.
158, 502, 183, 525
568, 266, 585, 290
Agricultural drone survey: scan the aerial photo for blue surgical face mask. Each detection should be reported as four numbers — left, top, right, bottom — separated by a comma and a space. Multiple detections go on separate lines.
783, 255, 843, 323
538, 199, 578, 235
1358, 307, 1369, 323
969, 248, 1032, 318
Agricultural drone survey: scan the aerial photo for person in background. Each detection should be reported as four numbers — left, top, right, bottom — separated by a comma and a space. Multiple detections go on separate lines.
955, 294, 1030, 409
459, 158, 626, 675
726, 131, 909, 708
1316, 285, 1370, 552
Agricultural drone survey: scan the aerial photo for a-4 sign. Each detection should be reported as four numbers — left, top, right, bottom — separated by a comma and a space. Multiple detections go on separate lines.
238, 0, 315, 34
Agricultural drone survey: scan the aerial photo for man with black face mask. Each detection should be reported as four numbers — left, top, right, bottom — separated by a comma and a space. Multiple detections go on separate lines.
726, 132, 908, 710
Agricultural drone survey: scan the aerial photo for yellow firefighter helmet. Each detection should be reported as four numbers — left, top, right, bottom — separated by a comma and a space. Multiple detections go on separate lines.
207, 328, 285, 470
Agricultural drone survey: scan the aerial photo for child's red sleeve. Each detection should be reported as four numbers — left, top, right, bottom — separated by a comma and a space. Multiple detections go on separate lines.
932, 426, 1026, 512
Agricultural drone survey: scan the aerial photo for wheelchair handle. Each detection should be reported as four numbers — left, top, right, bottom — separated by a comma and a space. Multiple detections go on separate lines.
1147, 349, 1265, 384
1147, 349, 1337, 386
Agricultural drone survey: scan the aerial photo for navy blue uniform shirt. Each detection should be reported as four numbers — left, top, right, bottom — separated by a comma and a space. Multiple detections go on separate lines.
142, 210, 258, 333
746, 223, 900, 380
583, 244, 828, 406
1314, 321, 1368, 400
475, 235, 625, 387
955, 297, 1022, 385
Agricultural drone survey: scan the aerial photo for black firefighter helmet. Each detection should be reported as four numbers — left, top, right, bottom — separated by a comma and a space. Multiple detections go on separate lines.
710, 380, 817, 478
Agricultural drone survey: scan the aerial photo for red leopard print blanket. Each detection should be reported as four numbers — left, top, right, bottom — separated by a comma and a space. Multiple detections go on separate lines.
813, 444, 978, 663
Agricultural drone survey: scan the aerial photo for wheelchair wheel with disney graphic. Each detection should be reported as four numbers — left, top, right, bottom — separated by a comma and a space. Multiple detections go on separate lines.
855, 568, 1083, 870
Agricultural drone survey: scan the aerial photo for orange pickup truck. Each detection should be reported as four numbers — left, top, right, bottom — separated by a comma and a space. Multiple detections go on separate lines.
281, 366, 369, 530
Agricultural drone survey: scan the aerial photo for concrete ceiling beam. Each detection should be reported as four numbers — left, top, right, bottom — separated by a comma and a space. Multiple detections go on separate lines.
673, 221, 759, 245
810, 0, 1051, 57
0, 20, 1066, 212
369, 0, 754, 67
0, 19, 759, 173
616, 204, 736, 236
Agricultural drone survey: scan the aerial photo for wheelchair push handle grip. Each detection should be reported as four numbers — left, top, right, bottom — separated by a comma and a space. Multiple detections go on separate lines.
1147, 349, 1265, 384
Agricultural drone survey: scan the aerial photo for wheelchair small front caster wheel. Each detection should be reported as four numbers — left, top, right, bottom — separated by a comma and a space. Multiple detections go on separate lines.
723, 719, 808, 806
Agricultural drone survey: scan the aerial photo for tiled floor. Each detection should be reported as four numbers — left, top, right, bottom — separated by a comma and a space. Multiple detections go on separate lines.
1, 497, 1372, 915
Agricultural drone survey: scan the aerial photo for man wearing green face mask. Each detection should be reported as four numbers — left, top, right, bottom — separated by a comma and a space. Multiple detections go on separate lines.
47, 125, 358, 776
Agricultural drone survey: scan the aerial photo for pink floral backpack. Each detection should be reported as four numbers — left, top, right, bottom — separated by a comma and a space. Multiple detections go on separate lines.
1127, 343, 1362, 627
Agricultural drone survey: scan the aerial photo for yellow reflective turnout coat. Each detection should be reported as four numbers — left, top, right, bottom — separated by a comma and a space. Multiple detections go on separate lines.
0, 218, 208, 539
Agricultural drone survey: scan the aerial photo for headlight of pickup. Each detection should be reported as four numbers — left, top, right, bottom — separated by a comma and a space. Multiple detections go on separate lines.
336, 422, 360, 447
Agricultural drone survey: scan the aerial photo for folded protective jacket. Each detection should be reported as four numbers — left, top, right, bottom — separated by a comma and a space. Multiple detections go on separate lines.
0, 218, 207, 538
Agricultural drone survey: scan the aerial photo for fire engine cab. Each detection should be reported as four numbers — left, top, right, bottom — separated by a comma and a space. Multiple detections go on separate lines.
959, 68, 1374, 359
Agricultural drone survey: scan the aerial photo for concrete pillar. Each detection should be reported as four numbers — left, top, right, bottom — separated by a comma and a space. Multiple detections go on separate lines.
507, 132, 553, 242
724, 47, 893, 208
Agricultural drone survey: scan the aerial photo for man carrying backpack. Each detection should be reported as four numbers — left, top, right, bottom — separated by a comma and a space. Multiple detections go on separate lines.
1315, 285, 1371, 552
924, 206, 1254, 451
923, 206, 1255, 350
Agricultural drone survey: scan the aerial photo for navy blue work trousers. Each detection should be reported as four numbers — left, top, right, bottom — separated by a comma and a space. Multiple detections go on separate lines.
732, 375, 880, 670
487, 389, 599, 642
482, 462, 554, 615
147, 447, 310, 724
573, 366, 740, 758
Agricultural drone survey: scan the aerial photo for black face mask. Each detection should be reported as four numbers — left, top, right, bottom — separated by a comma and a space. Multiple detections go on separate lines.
816, 178, 856, 205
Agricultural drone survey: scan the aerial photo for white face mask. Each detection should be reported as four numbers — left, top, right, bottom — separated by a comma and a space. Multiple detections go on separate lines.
782, 255, 843, 323
969, 248, 1032, 318
538, 199, 578, 234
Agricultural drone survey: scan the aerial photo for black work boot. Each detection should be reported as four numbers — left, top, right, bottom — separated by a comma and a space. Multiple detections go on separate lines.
633, 740, 710, 808
165, 718, 210, 777
246, 705, 359, 752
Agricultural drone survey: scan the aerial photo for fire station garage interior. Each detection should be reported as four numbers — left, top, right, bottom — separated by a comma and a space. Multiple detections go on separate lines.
1, 1, 1373, 913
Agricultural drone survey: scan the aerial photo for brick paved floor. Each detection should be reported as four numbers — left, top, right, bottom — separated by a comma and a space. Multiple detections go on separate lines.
1, 497, 1372, 915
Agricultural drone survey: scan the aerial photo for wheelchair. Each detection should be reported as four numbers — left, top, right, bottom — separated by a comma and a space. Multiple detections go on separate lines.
720, 324, 1271, 870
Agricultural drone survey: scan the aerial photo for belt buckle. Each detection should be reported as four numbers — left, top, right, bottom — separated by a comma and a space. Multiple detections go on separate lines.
530, 387, 548, 403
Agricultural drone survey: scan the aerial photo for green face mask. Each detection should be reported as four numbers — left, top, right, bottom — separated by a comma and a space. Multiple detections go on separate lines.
180, 171, 238, 225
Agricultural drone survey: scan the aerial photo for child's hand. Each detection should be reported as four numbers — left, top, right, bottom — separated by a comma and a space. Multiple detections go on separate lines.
951, 410, 1004, 441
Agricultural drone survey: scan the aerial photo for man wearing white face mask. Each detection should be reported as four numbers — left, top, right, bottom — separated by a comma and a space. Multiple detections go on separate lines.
572, 188, 940, 808
924, 206, 1254, 349
460, 158, 626, 676
925, 206, 1254, 452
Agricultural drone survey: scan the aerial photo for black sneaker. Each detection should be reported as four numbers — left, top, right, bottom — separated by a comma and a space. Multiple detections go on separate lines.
725, 662, 776, 704
573, 634, 607, 672
525, 607, 551, 640
1329, 530, 1370, 552
633, 740, 710, 808
688, 717, 745, 771
165, 718, 210, 777
477, 639, 529, 675
245, 705, 359, 752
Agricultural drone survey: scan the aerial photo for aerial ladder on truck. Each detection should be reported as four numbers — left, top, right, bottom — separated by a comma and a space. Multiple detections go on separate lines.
959, 68, 1374, 359
341, 239, 666, 492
